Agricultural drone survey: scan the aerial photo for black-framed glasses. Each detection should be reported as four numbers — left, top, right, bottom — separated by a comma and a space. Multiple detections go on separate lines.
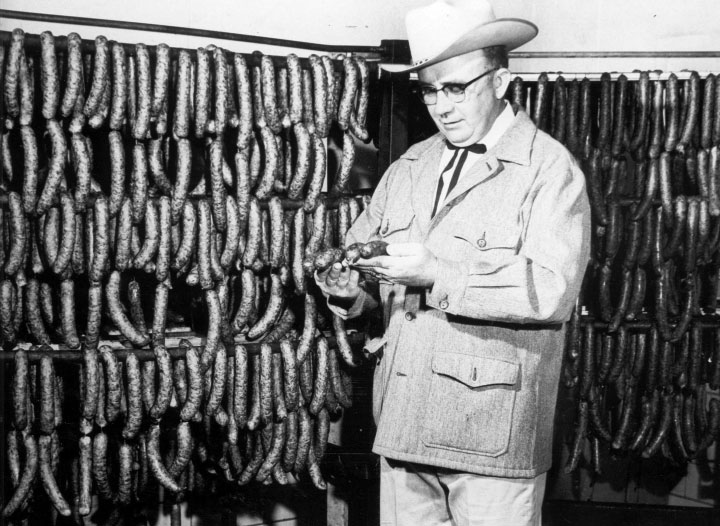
415, 68, 499, 105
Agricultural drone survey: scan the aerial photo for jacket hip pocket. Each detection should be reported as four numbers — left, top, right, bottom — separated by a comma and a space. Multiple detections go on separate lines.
421, 352, 519, 457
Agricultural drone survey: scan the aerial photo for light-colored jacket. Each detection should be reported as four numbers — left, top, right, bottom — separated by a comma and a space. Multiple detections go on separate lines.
343, 109, 591, 477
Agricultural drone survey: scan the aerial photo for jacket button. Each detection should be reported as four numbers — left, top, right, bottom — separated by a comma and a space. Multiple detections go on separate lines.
439, 300, 449, 310
476, 238, 487, 248
404, 312, 415, 321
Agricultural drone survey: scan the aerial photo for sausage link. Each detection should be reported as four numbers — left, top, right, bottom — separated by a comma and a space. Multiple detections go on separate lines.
107, 42, 128, 130
107, 271, 151, 347
24, 279, 50, 345
83, 35, 109, 118
209, 138, 228, 231
20, 126, 39, 215
287, 122, 312, 199
200, 288, 222, 373
57, 279, 80, 348
195, 47, 212, 139
98, 345, 122, 424
233, 344, 249, 429
148, 344, 173, 421
177, 340, 202, 422
664, 73, 681, 152
36, 120, 67, 216
309, 335, 330, 415
132, 43, 151, 140
309, 55, 329, 137
59, 32, 82, 117
206, 343, 227, 417
259, 343, 274, 425
648, 79, 664, 159
133, 199, 159, 271
148, 138, 173, 195
337, 56, 358, 130
39, 434, 71, 516
272, 353, 289, 421
268, 196, 285, 268
172, 49, 192, 138
106, 131, 127, 218
130, 142, 149, 224
247, 273, 284, 340
254, 126, 279, 200
89, 195, 110, 284
349, 56, 370, 141
234, 53, 253, 149
219, 195, 241, 270
630, 71, 651, 152
678, 71, 700, 153
260, 54, 282, 133
147, 424, 183, 493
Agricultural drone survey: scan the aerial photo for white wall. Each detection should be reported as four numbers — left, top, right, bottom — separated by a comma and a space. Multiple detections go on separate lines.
3, 0, 720, 73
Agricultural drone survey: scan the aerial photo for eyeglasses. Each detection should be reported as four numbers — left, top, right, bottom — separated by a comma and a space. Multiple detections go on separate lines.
415, 68, 499, 105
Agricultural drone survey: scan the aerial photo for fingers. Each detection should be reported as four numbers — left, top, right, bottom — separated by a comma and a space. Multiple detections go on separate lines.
354, 255, 390, 269
326, 262, 343, 285
315, 263, 361, 299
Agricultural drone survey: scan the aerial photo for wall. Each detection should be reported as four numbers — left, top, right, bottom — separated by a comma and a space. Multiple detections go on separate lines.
3, 0, 720, 72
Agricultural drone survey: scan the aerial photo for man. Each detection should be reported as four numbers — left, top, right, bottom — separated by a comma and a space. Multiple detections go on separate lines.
317, 1, 591, 524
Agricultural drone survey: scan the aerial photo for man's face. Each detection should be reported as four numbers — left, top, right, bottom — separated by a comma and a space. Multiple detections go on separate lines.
417, 51, 506, 147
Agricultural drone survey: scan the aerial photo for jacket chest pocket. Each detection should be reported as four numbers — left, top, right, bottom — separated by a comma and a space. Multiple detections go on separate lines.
378, 207, 415, 243
421, 352, 519, 457
453, 223, 521, 265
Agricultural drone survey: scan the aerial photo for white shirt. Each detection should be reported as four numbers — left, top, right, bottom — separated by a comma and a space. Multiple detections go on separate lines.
435, 102, 516, 207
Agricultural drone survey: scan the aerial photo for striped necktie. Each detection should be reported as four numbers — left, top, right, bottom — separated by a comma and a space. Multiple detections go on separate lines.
431, 142, 487, 218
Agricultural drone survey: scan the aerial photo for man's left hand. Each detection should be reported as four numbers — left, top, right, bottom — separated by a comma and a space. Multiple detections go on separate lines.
354, 243, 438, 288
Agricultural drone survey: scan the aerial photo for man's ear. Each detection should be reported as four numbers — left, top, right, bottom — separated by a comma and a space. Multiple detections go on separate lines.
494, 68, 511, 99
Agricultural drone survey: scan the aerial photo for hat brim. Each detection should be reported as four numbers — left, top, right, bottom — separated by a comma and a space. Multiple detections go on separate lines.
381, 18, 538, 73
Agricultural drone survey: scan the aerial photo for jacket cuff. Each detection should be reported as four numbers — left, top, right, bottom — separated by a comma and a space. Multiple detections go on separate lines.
427, 257, 467, 315
327, 289, 368, 320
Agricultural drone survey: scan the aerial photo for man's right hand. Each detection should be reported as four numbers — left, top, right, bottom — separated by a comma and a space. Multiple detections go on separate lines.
315, 261, 363, 301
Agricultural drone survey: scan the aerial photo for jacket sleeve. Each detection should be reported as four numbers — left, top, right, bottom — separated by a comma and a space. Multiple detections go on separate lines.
426, 151, 592, 323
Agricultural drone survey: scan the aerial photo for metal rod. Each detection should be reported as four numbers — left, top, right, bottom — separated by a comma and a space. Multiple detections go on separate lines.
406, 70, 718, 83
0, 9, 385, 56
0, 30, 375, 72
3, 332, 366, 362
579, 315, 720, 331
0, 191, 370, 210
509, 51, 720, 59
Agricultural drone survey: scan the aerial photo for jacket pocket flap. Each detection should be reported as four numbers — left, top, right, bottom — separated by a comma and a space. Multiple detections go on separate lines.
379, 210, 415, 238
453, 223, 520, 251
431, 353, 519, 389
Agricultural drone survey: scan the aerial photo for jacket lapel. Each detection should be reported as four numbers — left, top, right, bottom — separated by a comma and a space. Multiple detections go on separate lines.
409, 135, 445, 236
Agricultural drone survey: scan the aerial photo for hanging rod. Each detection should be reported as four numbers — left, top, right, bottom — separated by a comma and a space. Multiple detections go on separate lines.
0, 9, 385, 56
0, 30, 365, 73
403, 70, 717, 83
510, 51, 720, 59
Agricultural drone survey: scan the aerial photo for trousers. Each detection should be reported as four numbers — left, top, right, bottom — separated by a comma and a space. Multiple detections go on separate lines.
379, 457, 546, 526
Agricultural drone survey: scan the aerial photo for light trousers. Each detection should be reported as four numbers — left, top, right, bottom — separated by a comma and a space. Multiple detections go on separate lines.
380, 457, 546, 526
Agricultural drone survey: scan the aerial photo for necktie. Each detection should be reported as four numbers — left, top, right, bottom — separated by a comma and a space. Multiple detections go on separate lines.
431, 142, 487, 218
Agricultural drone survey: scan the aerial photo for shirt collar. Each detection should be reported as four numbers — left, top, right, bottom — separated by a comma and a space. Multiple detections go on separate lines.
445, 101, 515, 154
477, 102, 515, 152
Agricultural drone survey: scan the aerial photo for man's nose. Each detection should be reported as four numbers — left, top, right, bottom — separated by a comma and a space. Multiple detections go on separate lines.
434, 89, 455, 115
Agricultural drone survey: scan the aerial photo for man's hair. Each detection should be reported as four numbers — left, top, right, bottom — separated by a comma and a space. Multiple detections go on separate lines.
483, 45, 508, 69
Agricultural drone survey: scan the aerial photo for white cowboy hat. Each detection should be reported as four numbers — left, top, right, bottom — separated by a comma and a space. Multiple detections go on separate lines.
382, 0, 538, 73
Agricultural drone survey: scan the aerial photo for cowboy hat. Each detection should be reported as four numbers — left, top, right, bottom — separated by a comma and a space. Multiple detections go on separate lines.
382, 0, 538, 73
